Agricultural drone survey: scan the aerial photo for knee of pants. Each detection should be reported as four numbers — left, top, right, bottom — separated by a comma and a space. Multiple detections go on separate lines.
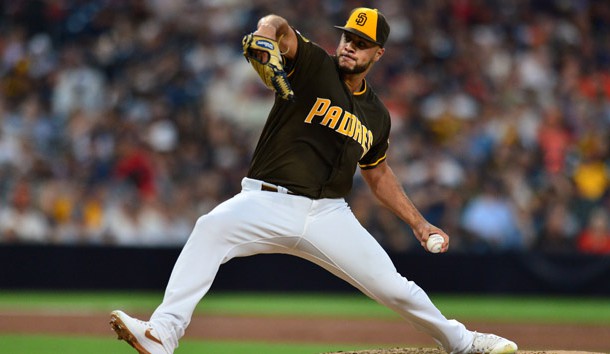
370, 273, 424, 309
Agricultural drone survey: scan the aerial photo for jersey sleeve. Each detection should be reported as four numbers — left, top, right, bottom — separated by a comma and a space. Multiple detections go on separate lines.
358, 138, 388, 169
358, 109, 391, 170
284, 28, 327, 83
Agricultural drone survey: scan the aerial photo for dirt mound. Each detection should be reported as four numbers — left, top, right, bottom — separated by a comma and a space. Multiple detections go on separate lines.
324, 350, 604, 354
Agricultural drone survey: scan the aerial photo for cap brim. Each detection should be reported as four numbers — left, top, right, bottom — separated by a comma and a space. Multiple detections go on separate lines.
334, 26, 382, 46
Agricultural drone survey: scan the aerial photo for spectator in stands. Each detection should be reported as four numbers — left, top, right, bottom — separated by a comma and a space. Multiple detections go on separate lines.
571, 132, 610, 226
0, 180, 50, 243
461, 178, 524, 251
113, 132, 156, 200
51, 45, 107, 120
534, 202, 579, 253
577, 208, 610, 255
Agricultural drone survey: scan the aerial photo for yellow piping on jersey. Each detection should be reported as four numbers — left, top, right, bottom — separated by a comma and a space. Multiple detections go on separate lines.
359, 154, 386, 168
353, 80, 367, 95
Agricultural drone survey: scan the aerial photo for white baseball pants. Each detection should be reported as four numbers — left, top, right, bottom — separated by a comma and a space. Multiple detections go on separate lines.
150, 178, 474, 353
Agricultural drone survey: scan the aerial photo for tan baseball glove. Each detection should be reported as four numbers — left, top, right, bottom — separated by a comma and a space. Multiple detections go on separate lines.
242, 33, 295, 101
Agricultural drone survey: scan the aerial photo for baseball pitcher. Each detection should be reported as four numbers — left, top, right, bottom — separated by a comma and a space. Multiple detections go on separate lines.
110, 8, 518, 354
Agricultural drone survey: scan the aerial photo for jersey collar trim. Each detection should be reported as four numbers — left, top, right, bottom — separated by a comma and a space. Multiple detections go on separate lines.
353, 79, 367, 96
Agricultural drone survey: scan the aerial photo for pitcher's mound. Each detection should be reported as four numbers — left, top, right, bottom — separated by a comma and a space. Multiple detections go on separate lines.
324, 349, 605, 354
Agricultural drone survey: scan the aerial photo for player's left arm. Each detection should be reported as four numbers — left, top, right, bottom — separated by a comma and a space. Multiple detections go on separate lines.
360, 161, 449, 252
254, 14, 298, 61
242, 14, 297, 100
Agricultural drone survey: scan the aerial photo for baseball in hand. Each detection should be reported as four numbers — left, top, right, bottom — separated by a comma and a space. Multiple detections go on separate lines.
426, 234, 444, 253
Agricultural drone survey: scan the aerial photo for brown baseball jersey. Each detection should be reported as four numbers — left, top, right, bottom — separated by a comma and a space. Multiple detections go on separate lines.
247, 30, 391, 199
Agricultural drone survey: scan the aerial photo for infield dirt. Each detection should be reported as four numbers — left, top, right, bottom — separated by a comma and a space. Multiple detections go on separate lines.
1, 311, 608, 353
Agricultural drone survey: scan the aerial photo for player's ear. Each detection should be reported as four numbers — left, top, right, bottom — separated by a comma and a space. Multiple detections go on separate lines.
373, 47, 385, 62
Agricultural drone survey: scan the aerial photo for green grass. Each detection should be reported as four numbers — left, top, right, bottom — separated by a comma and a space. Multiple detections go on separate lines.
430, 294, 610, 325
0, 291, 165, 313
0, 334, 372, 354
0, 291, 609, 324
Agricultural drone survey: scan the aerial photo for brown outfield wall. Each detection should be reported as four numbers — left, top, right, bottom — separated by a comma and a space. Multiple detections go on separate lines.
0, 311, 609, 353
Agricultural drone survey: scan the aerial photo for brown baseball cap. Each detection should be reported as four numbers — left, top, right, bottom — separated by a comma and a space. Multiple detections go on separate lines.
334, 8, 390, 47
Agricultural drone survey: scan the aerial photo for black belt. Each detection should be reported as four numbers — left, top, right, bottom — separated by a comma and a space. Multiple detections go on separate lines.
261, 183, 294, 194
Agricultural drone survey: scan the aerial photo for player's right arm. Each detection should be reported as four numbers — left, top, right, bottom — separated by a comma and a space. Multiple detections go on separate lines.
361, 160, 450, 253
254, 14, 298, 61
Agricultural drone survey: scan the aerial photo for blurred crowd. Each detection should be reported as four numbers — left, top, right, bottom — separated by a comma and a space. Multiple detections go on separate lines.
0, 0, 609, 254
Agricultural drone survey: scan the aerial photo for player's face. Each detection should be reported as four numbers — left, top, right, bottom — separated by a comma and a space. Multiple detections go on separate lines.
336, 32, 384, 74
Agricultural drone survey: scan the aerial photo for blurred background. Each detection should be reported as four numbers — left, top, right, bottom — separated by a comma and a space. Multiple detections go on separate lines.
0, 0, 609, 294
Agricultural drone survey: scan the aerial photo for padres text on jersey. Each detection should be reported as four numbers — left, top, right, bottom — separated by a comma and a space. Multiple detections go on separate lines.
304, 97, 374, 158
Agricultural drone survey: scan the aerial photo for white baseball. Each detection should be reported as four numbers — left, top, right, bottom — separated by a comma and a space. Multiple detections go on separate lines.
426, 233, 444, 253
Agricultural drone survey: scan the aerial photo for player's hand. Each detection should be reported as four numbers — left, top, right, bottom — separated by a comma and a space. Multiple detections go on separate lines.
415, 222, 449, 253
242, 33, 295, 101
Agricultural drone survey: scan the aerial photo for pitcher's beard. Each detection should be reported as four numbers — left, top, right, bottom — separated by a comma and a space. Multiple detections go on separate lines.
338, 57, 373, 75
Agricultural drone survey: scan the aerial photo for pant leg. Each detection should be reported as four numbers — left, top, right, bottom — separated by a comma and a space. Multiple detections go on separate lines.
150, 185, 312, 352
292, 197, 473, 354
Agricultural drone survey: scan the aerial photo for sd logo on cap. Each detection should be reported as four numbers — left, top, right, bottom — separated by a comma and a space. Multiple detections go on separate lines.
334, 8, 390, 47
